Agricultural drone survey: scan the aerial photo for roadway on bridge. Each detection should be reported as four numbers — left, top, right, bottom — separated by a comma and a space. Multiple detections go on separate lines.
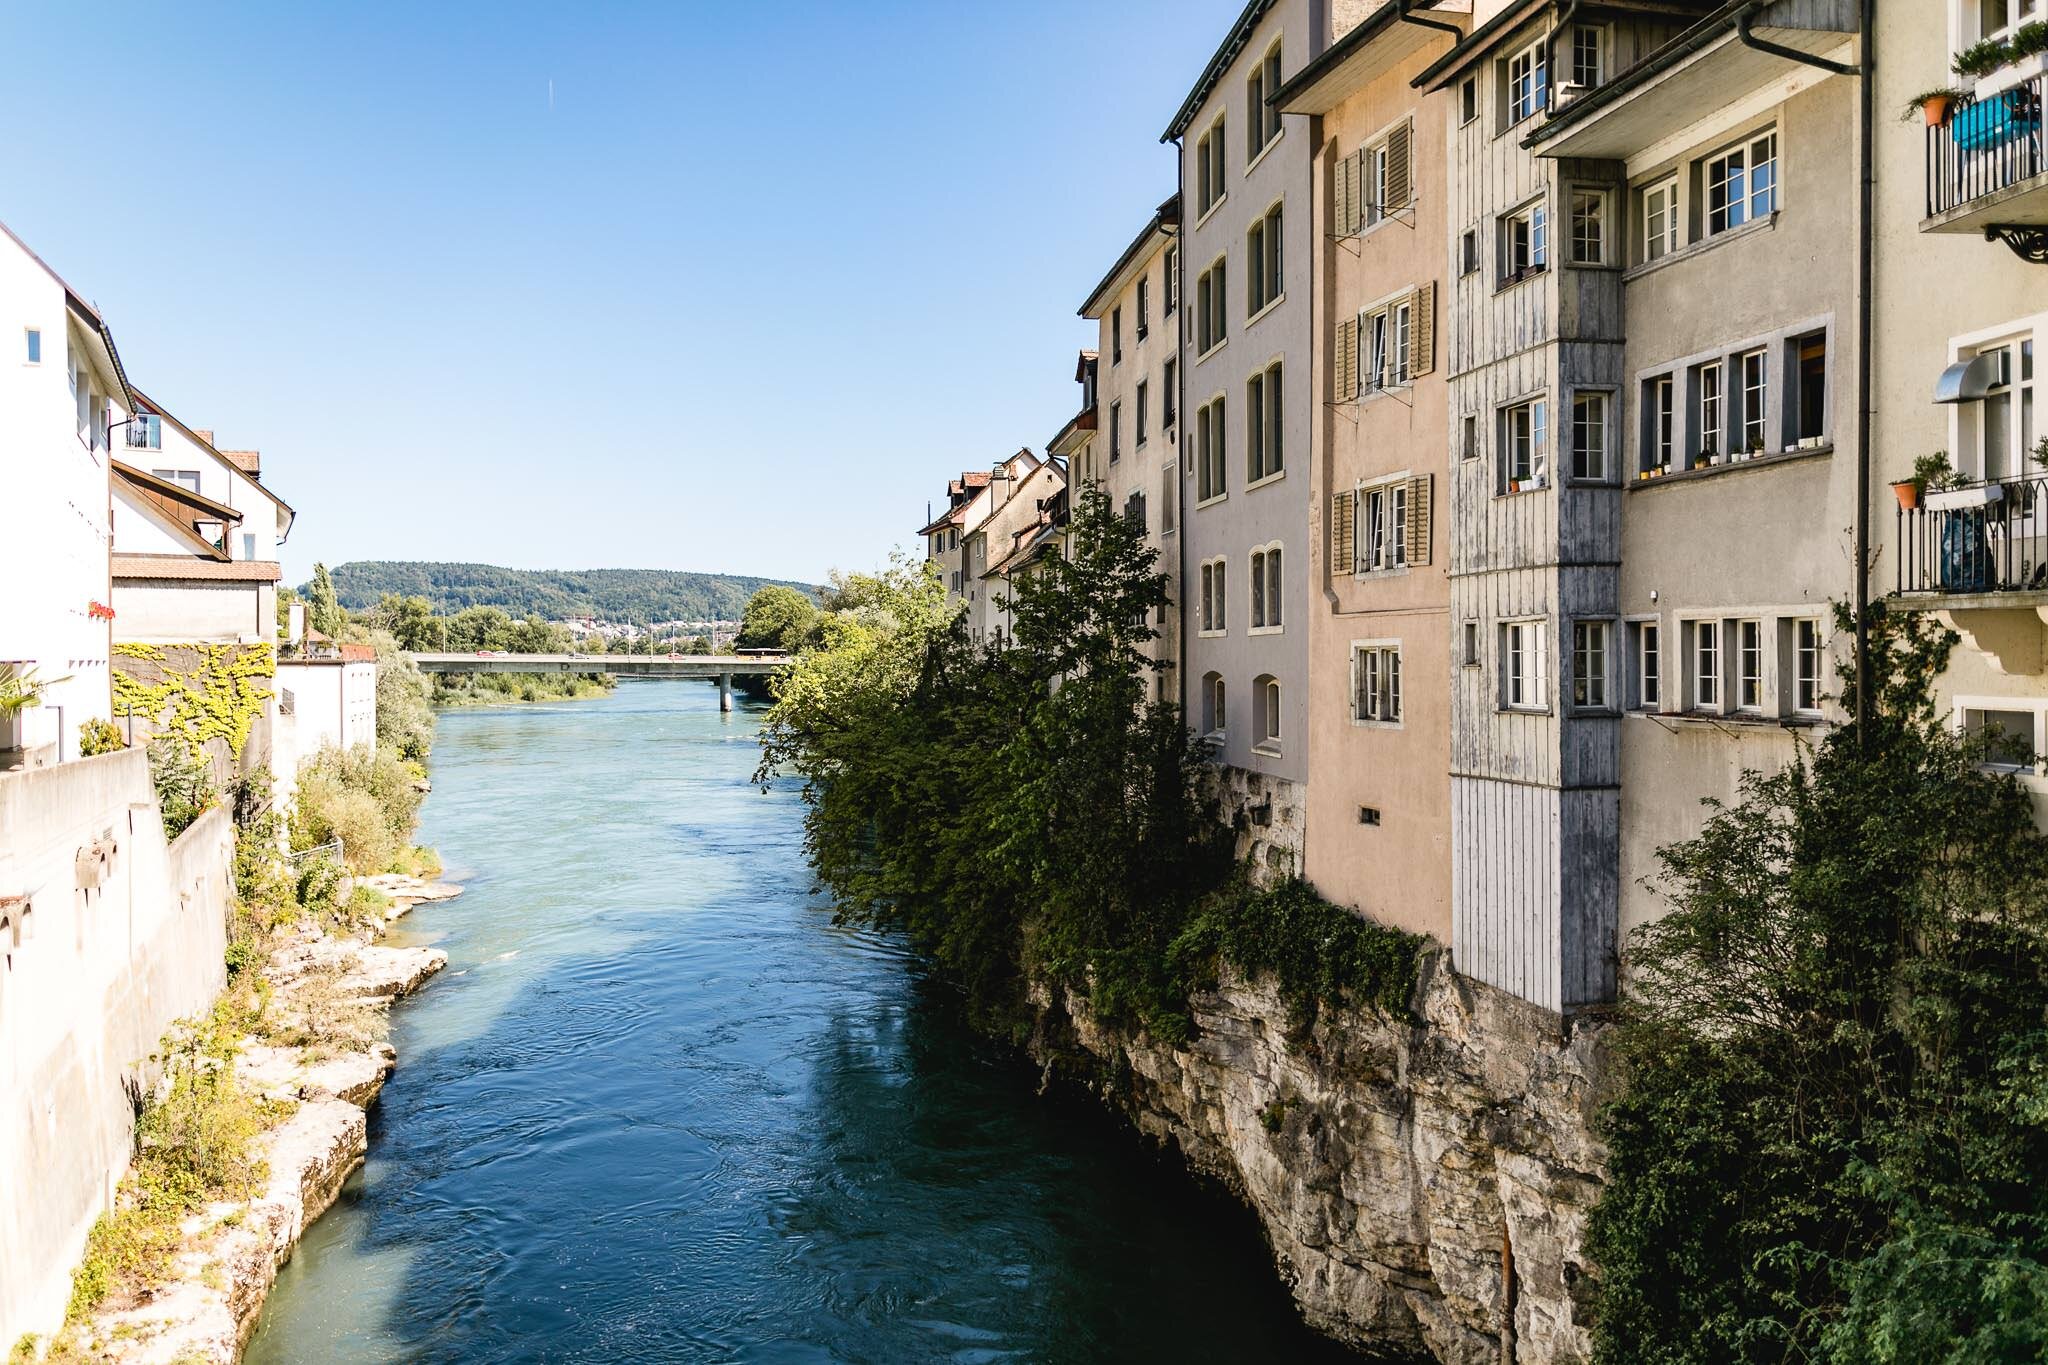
406, 652, 789, 677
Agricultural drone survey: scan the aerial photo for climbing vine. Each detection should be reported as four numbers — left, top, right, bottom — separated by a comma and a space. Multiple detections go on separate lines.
112, 642, 275, 761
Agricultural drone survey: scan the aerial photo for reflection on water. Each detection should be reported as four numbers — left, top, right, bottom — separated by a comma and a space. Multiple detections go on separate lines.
246, 682, 1361, 1364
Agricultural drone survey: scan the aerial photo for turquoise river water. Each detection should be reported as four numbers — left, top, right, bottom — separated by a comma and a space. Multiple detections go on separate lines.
244, 683, 1361, 1363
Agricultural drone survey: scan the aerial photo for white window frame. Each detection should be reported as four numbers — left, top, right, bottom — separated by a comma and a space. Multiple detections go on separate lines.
1248, 540, 1285, 634
1501, 618, 1550, 712
1734, 617, 1765, 713
1570, 390, 1610, 483
1630, 618, 1662, 711
1642, 176, 1681, 262
1792, 615, 1825, 717
1571, 619, 1612, 710
1953, 694, 2048, 783
1503, 198, 1548, 283
1505, 39, 1549, 126
1703, 128, 1777, 237
1738, 347, 1769, 454
1949, 323, 2041, 483
1359, 476, 1410, 574
1644, 374, 1675, 473
1568, 188, 1606, 266
1501, 397, 1549, 492
1691, 619, 1723, 712
1351, 640, 1404, 726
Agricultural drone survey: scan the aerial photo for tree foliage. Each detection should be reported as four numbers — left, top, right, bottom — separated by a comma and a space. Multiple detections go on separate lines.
1588, 606, 2048, 1363
319, 561, 817, 623
306, 563, 344, 639
736, 585, 820, 653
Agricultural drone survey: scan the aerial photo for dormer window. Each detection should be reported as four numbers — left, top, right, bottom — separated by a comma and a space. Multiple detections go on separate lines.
126, 414, 162, 451
1569, 26, 1604, 89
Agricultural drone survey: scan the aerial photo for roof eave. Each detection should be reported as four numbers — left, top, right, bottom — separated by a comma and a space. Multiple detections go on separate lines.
1163, 0, 1282, 141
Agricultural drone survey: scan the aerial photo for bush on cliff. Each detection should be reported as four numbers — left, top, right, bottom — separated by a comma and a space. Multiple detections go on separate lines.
292, 743, 424, 873
1588, 606, 2048, 1364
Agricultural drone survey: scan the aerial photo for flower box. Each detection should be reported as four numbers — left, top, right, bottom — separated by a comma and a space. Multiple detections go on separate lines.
1925, 482, 2007, 512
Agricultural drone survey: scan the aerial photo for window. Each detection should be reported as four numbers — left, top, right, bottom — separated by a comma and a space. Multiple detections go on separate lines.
1502, 620, 1549, 710
1256, 675, 1282, 747
1705, 130, 1776, 236
1361, 480, 1409, 573
1460, 229, 1479, 276
1137, 280, 1150, 341
1136, 381, 1149, 449
1698, 361, 1724, 458
1735, 619, 1764, 711
1642, 178, 1680, 261
1693, 620, 1722, 710
1197, 397, 1227, 502
1963, 705, 2038, 770
1161, 462, 1177, 534
1354, 645, 1403, 722
1631, 621, 1661, 710
1250, 544, 1283, 630
242, 533, 258, 562
127, 414, 163, 451
1112, 306, 1124, 364
1793, 618, 1823, 715
1738, 348, 1768, 454
1360, 299, 1411, 392
1975, 0, 2048, 48
1569, 190, 1605, 265
1572, 620, 1611, 708
152, 468, 202, 493
1364, 309, 1389, 394
1197, 116, 1227, 216
1501, 398, 1548, 490
1460, 75, 1478, 125
1247, 204, 1283, 314
1110, 400, 1123, 463
1246, 362, 1283, 481
1644, 375, 1675, 472
1364, 143, 1389, 226
1164, 247, 1179, 315
1202, 672, 1227, 735
1162, 357, 1178, 429
1464, 621, 1480, 666
1965, 335, 2038, 481
1199, 559, 1228, 634
1791, 331, 1827, 446
1502, 200, 1547, 282
1125, 490, 1148, 533
1569, 25, 1604, 88
1462, 414, 1478, 461
1248, 41, 1284, 157
1570, 392, 1609, 481
1197, 259, 1227, 354
1505, 40, 1549, 126
24, 328, 40, 364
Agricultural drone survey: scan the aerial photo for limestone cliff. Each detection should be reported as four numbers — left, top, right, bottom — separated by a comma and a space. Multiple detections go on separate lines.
1032, 950, 1611, 1364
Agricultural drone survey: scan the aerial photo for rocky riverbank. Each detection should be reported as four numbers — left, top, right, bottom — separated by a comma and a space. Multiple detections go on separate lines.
42, 875, 460, 1365
1031, 949, 1613, 1365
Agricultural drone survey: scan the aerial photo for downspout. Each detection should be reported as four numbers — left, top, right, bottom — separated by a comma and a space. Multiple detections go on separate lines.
1731, 1, 1871, 733
1174, 137, 1190, 715
1395, 0, 1461, 39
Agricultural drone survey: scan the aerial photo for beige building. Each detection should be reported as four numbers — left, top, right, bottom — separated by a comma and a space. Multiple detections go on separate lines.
1278, 4, 1466, 942
1879, 0, 2048, 808
918, 448, 1062, 644
1527, 1, 1863, 945
1076, 196, 1182, 694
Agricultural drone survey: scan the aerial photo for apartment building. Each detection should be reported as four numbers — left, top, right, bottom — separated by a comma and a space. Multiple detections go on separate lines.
1276, 4, 1466, 940
1168, 0, 1325, 871
1077, 196, 1183, 691
1526, 1, 1863, 945
1416, 0, 1704, 1012
918, 448, 1060, 642
1880, 0, 2048, 809
0, 220, 134, 765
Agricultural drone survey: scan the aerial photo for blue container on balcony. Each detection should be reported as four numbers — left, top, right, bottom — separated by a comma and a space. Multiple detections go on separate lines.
1952, 89, 2043, 153
1940, 511, 1995, 592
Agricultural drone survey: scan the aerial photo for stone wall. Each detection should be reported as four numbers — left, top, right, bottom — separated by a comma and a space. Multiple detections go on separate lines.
1211, 765, 1306, 880
1032, 950, 1611, 1364
0, 749, 233, 1348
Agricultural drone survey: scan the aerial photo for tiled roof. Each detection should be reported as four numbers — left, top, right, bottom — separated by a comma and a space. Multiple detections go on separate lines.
111, 554, 282, 583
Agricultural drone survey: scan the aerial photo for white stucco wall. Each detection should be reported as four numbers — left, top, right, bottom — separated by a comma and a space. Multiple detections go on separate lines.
276, 658, 378, 754
0, 749, 232, 1347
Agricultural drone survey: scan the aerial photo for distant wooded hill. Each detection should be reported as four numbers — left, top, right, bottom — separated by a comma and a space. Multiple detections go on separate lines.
322, 562, 818, 622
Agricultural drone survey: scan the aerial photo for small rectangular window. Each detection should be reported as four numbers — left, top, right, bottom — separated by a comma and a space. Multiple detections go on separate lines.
243, 533, 258, 561
1572, 620, 1610, 708
1136, 382, 1149, 449
1736, 619, 1764, 711
1112, 306, 1124, 364
1792, 331, 1827, 446
1569, 190, 1605, 265
1642, 178, 1680, 261
1137, 280, 1150, 340
1354, 645, 1403, 722
1794, 618, 1823, 714
1110, 399, 1123, 462
1693, 621, 1721, 710
1462, 414, 1479, 461
1632, 621, 1661, 710
1502, 200, 1548, 282
1502, 620, 1549, 710
1162, 358, 1178, 429
1501, 398, 1548, 491
1705, 130, 1777, 236
1460, 75, 1478, 125
1738, 348, 1769, 454
1460, 229, 1479, 276
1965, 706, 2037, 770
1698, 361, 1725, 459
1164, 247, 1179, 315
1570, 26, 1604, 88
1570, 392, 1608, 482
24, 328, 40, 364
1464, 621, 1481, 666
1644, 375, 1675, 472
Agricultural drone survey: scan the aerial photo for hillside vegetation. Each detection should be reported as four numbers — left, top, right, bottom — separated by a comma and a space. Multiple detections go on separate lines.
323, 561, 817, 622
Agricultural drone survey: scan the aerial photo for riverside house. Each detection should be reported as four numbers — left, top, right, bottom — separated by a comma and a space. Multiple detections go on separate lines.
1275, 1, 1466, 942
0, 218, 132, 766
1077, 196, 1183, 693
1525, 0, 1863, 945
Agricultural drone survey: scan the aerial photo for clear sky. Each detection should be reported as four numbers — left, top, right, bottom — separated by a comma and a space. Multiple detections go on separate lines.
1, 1, 1243, 588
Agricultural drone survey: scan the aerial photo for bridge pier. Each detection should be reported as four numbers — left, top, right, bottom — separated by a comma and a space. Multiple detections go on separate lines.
718, 672, 733, 713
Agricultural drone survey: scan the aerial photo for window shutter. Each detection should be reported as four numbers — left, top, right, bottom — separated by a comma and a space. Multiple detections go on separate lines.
1337, 315, 1359, 402
1332, 489, 1356, 575
1387, 122, 1412, 212
1405, 474, 1432, 566
1409, 281, 1436, 378
1334, 150, 1358, 239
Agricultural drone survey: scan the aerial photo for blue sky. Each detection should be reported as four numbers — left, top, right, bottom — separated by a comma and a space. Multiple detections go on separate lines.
1, 1, 1241, 587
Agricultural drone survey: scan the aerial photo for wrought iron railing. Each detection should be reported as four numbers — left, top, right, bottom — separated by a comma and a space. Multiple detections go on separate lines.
1927, 71, 2046, 217
1897, 473, 2048, 596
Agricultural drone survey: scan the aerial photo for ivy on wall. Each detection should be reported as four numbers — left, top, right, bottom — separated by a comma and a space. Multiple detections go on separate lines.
112, 642, 275, 760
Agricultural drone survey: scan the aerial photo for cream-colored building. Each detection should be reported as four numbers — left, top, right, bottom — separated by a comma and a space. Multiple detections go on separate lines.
918, 448, 1061, 643
1076, 196, 1182, 694
1278, 4, 1466, 943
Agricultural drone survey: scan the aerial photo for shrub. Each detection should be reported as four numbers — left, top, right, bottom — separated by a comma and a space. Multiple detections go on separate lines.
78, 718, 125, 756
292, 743, 423, 873
145, 734, 216, 840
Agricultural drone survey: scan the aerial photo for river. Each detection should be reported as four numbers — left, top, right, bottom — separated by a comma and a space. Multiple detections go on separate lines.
245, 682, 1360, 1364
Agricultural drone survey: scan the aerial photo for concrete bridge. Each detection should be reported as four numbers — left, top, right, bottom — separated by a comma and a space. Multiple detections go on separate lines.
406, 652, 789, 712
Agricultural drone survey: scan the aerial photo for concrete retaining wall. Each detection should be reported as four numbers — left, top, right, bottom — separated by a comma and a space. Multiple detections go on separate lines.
0, 748, 232, 1347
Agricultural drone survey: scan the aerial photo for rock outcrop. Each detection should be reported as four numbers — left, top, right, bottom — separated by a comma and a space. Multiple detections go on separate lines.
1034, 949, 1612, 1365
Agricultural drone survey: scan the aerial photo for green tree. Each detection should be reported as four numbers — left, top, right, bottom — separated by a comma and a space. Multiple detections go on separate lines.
737, 586, 819, 653
370, 593, 444, 652
369, 630, 434, 763
306, 564, 345, 639
1587, 606, 2048, 1364
276, 584, 299, 641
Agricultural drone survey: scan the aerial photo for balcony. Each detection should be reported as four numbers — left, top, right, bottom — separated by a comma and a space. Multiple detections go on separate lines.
1923, 71, 2048, 260
1895, 472, 2048, 669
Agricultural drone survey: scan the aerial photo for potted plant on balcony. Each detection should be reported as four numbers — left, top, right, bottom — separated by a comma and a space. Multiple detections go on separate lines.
1954, 37, 2013, 80
0, 664, 65, 751
1893, 451, 1951, 511
1905, 86, 1965, 126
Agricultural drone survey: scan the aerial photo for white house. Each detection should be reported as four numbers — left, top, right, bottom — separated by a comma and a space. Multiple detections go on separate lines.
274, 643, 378, 759
0, 219, 134, 765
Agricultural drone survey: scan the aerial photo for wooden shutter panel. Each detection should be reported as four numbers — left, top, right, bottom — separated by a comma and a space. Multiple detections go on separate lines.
1332, 489, 1356, 575
1334, 150, 1358, 239
1409, 281, 1436, 378
1337, 315, 1359, 402
1387, 122, 1412, 213
1405, 474, 1432, 566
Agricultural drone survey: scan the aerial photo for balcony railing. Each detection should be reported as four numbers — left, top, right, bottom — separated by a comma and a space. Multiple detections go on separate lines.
1896, 473, 2048, 597
1926, 72, 2045, 218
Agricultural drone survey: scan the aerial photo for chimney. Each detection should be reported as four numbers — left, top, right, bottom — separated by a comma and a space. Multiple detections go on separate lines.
221, 449, 263, 480
192, 428, 215, 446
